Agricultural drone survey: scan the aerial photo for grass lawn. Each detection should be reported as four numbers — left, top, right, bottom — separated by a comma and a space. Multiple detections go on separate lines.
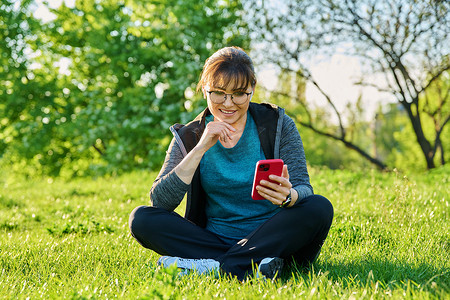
0, 167, 448, 299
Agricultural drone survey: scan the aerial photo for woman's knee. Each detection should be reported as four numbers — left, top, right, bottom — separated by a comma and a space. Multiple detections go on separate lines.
303, 195, 334, 226
129, 205, 165, 237
129, 205, 173, 237
129, 205, 148, 237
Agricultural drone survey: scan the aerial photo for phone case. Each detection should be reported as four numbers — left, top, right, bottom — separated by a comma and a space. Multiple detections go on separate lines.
251, 159, 284, 200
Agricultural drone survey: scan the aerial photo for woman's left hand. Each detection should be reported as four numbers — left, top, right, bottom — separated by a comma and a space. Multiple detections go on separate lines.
255, 164, 293, 206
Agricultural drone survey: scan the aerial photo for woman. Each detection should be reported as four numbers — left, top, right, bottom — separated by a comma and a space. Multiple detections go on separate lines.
129, 46, 333, 281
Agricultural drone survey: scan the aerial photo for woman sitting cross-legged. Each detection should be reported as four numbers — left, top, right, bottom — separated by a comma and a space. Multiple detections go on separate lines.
129, 46, 334, 281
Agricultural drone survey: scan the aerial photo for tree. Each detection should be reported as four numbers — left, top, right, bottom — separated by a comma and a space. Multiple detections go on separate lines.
0, 0, 248, 176
247, 0, 449, 170
257, 71, 373, 169
0, 0, 40, 157
421, 71, 450, 166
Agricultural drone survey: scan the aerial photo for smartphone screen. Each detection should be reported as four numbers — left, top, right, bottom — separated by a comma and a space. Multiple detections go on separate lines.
251, 159, 284, 200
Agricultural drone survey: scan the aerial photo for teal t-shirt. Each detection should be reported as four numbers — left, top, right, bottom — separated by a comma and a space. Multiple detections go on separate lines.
200, 112, 280, 244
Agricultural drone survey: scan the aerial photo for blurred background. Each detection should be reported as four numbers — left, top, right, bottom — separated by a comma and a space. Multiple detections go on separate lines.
1, 0, 449, 178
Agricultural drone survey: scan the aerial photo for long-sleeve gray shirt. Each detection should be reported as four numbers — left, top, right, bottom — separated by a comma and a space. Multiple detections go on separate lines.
149, 110, 313, 211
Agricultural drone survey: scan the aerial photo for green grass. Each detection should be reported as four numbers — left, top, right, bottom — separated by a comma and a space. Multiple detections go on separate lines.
0, 167, 448, 299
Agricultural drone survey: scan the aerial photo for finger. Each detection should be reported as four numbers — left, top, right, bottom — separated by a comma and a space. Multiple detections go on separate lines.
209, 123, 233, 139
214, 121, 236, 132
224, 123, 236, 132
209, 125, 226, 138
260, 179, 285, 192
265, 175, 292, 189
223, 128, 233, 140
282, 164, 289, 180
220, 131, 227, 141
256, 185, 287, 201
211, 121, 236, 133
260, 187, 290, 204
259, 178, 292, 199
256, 186, 284, 205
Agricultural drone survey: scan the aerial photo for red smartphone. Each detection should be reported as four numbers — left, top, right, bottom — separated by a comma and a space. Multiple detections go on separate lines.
251, 159, 284, 200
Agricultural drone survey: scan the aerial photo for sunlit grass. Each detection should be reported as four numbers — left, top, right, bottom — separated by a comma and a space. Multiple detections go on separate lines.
0, 167, 448, 299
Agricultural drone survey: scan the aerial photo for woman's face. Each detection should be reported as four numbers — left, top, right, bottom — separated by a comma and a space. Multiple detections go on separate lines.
203, 82, 254, 129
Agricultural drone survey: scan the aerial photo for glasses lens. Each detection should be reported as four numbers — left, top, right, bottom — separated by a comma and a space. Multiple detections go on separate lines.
208, 91, 250, 104
231, 92, 247, 104
210, 91, 225, 103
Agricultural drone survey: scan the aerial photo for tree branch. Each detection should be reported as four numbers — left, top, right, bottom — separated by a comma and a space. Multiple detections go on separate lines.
298, 119, 388, 170
92, 144, 104, 156
279, 66, 347, 138
260, 85, 388, 170
420, 65, 450, 95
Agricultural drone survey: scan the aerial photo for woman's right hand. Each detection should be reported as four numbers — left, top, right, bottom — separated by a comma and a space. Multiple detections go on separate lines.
175, 121, 236, 185
196, 121, 236, 153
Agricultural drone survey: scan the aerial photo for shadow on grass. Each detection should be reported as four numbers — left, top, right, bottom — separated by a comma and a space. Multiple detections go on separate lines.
284, 258, 449, 292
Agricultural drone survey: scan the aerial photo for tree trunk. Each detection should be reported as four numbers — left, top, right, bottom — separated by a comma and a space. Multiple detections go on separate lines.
439, 142, 445, 166
400, 100, 436, 169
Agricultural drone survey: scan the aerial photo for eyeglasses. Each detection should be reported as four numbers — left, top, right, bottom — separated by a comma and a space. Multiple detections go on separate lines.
206, 90, 253, 105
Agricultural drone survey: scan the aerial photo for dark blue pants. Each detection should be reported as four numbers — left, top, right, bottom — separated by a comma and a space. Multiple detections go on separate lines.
129, 195, 333, 280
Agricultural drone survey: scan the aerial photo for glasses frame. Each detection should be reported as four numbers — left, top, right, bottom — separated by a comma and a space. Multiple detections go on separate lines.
206, 90, 253, 105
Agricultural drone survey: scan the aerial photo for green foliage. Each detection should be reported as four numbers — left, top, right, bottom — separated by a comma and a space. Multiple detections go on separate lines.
375, 104, 426, 171
375, 89, 450, 171
0, 0, 248, 176
2, 0, 447, 175
247, 0, 450, 170
0, 168, 448, 298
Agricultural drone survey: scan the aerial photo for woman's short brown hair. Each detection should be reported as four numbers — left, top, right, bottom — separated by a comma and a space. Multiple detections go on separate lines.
196, 46, 257, 92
